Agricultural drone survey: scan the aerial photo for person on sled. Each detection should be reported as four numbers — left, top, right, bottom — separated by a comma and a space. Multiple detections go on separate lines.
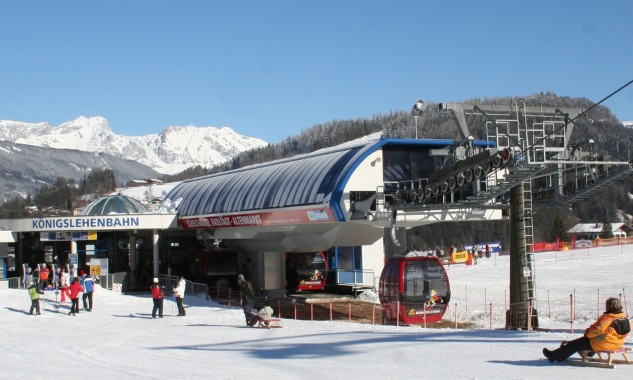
542, 297, 630, 363
256, 300, 275, 328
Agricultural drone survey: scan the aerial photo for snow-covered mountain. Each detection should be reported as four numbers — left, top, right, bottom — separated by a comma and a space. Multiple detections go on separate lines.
0, 117, 268, 174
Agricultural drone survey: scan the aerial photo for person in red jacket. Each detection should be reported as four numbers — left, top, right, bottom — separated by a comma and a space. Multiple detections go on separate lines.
543, 297, 630, 362
150, 278, 164, 318
67, 278, 83, 315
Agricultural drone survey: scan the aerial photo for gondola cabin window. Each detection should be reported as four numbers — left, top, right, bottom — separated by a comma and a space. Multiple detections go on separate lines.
404, 260, 449, 302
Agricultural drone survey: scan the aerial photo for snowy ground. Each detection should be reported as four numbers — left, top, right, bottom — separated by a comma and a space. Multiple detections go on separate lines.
2, 246, 631, 379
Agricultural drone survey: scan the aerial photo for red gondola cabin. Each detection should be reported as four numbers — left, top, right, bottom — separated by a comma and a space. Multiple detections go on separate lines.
379, 254, 450, 325
285, 251, 328, 291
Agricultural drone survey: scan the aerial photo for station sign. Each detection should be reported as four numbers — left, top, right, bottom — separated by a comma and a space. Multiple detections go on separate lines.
7, 214, 177, 232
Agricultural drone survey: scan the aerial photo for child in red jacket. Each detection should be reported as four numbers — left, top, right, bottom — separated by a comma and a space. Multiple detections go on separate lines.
67, 278, 83, 315
150, 278, 164, 318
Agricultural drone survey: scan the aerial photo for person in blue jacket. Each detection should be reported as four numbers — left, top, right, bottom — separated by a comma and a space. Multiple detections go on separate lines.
80, 270, 95, 311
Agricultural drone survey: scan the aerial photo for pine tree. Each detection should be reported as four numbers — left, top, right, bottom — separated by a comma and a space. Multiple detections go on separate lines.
548, 213, 568, 241
599, 213, 614, 239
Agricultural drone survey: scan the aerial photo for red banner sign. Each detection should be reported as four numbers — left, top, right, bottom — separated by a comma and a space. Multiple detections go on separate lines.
179, 207, 334, 229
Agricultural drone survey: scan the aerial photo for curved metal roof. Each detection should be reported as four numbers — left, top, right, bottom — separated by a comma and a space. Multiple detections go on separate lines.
164, 136, 494, 221
165, 144, 364, 221
81, 194, 148, 216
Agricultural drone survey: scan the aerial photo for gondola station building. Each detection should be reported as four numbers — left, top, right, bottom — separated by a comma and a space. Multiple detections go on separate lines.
0, 135, 504, 294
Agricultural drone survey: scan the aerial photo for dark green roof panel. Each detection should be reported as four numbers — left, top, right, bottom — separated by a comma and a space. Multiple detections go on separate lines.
81, 195, 148, 216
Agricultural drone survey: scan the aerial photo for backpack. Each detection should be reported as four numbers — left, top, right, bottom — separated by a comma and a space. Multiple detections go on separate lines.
611, 317, 631, 335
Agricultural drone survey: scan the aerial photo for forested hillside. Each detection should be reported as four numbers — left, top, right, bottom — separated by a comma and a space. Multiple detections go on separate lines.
0, 169, 117, 218
196, 92, 633, 250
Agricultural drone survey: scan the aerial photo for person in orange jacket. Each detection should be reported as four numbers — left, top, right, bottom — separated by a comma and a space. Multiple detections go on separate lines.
39, 264, 50, 291
67, 278, 83, 316
543, 297, 630, 362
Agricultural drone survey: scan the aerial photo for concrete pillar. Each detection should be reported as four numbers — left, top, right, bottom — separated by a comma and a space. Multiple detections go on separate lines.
153, 229, 160, 277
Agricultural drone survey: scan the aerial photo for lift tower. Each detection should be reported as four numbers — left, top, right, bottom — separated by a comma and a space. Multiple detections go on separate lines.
384, 101, 632, 329
441, 102, 633, 329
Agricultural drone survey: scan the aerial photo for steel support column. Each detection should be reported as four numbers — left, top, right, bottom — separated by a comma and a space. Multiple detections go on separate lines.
506, 184, 538, 329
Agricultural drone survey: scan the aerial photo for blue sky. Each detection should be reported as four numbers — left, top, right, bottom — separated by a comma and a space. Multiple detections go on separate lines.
1, 1, 632, 144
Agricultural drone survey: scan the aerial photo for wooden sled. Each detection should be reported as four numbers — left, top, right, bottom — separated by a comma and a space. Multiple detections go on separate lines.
567, 347, 631, 369
257, 318, 282, 328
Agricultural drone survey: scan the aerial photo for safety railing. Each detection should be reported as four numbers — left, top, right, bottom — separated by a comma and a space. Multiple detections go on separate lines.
207, 286, 385, 325
332, 269, 375, 288
159, 275, 210, 300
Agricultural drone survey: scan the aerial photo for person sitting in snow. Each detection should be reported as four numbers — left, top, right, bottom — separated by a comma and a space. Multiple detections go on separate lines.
543, 297, 630, 363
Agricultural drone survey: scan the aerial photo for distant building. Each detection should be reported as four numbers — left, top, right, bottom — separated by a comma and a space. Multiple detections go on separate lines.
624, 121, 633, 128
567, 222, 629, 240
127, 180, 151, 187
147, 197, 163, 211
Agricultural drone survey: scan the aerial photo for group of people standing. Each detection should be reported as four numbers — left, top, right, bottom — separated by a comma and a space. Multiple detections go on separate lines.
26, 265, 97, 316
59, 268, 95, 315
150, 275, 187, 318
23, 264, 56, 292
29, 270, 274, 326
28, 268, 185, 319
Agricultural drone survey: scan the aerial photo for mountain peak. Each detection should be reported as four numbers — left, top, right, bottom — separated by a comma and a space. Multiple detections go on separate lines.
60, 116, 112, 132
0, 116, 267, 175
